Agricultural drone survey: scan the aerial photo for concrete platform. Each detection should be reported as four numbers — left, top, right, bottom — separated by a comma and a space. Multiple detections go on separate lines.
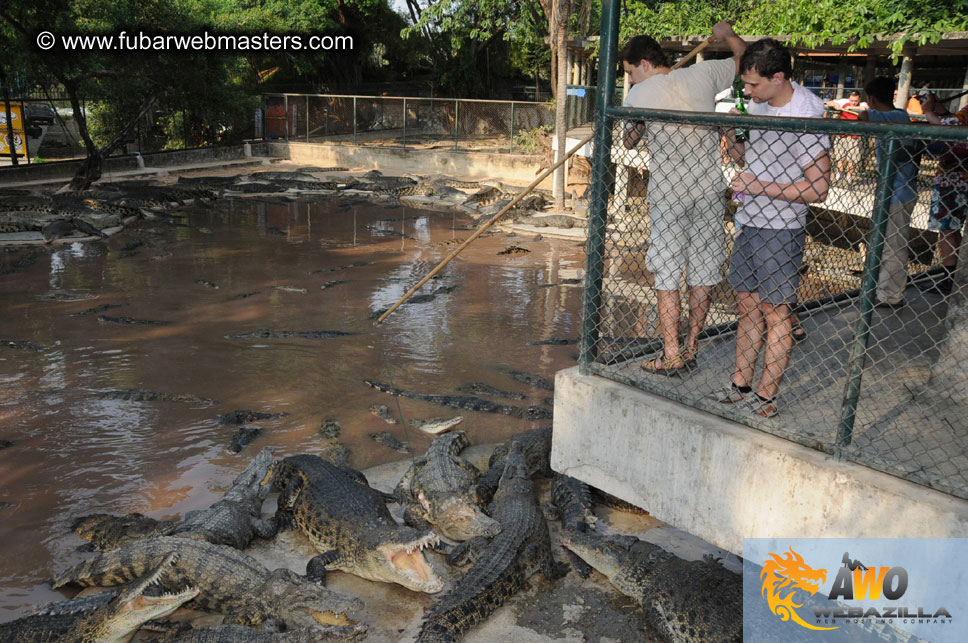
551, 366, 968, 556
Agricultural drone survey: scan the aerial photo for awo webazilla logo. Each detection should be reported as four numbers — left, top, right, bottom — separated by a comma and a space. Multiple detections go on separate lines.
760, 548, 954, 630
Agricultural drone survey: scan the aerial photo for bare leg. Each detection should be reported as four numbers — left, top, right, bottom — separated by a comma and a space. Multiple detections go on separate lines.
733, 291, 764, 388
757, 303, 794, 400
655, 289, 682, 359
684, 285, 713, 352
939, 230, 962, 267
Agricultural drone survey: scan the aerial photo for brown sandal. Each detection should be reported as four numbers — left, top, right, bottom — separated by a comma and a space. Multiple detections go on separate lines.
681, 344, 699, 367
641, 352, 687, 376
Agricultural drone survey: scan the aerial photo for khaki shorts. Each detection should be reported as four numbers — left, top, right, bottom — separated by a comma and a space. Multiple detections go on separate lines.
646, 193, 726, 291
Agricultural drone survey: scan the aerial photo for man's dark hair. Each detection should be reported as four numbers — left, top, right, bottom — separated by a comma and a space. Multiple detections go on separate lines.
849, 90, 861, 98
621, 35, 669, 69
864, 77, 895, 106
739, 38, 793, 79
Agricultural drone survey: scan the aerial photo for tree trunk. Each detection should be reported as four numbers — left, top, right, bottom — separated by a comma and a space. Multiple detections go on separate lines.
553, 0, 569, 211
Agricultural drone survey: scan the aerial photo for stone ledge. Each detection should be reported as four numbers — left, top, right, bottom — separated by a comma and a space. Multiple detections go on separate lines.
550, 366, 968, 555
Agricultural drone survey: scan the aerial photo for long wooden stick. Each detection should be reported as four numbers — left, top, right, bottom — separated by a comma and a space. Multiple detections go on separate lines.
375, 131, 593, 325
374, 34, 717, 326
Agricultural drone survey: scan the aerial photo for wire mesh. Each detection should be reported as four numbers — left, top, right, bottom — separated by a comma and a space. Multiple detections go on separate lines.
584, 105, 968, 499
263, 94, 554, 153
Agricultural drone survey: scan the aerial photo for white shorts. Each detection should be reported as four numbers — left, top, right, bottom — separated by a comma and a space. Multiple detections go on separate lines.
646, 193, 726, 291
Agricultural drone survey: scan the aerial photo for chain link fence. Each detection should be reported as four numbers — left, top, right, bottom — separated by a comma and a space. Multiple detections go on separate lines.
581, 105, 968, 499
262, 93, 555, 153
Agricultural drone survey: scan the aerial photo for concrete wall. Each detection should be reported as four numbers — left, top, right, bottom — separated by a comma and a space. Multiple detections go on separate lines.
0, 143, 267, 185
277, 141, 544, 184
551, 367, 968, 555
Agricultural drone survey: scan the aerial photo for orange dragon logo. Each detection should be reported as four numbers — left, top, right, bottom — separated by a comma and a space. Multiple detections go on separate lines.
761, 548, 838, 631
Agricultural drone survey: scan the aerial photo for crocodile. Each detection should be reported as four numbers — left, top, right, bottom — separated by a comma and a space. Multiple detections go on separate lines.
161, 623, 366, 642
37, 290, 98, 301
53, 536, 364, 629
433, 237, 466, 247
74, 447, 278, 550
319, 280, 346, 290
561, 530, 742, 643
463, 185, 520, 206
69, 303, 125, 317
270, 454, 444, 593
497, 245, 530, 255
274, 286, 308, 293
505, 369, 554, 391
224, 182, 288, 194
516, 214, 586, 229
477, 426, 553, 504
394, 431, 501, 542
274, 180, 338, 191
72, 512, 177, 551
229, 291, 262, 300
548, 473, 597, 579
196, 279, 220, 289
217, 410, 290, 425
98, 315, 172, 326
0, 439, 13, 449
93, 389, 218, 405
368, 404, 397, 424
308, 261, 373, 274
373, 183, 435, 198
526, 336, 579, 345
416, 441, 561, 642
0, 553, 198, 643
410, 416, 463, 435
592, 487, 651, 515
363, 380, 552, 420
228, 426, 261, 453
368, 431, 409, 453
249, 171, 321, 182
1, 338, 45, 353
297, 166, 350, 173
455, 382, 525, 400
224, 329, 355, 340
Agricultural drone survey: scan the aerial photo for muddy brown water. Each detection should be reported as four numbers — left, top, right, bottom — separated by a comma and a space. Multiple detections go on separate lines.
0, 195, 586, 619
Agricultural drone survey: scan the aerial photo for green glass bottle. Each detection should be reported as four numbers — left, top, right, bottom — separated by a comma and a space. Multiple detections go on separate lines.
734, 88, 749, 143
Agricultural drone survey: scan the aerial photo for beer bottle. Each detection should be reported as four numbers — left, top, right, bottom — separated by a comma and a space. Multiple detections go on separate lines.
734, 88, 749, 143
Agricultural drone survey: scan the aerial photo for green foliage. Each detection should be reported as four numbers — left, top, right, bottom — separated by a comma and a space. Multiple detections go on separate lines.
621, 0, 968, 60
514, 124, 552, 153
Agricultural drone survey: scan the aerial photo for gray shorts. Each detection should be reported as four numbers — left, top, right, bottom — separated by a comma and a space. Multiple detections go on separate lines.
728, 226, 806, 305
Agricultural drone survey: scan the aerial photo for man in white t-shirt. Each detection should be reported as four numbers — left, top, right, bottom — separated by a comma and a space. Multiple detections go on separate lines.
713, 38, 831, 418
621, 21, 747, 376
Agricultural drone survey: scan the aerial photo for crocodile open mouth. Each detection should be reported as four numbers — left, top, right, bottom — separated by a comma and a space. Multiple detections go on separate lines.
381, 532, 444, 593
308, 609, 355, 626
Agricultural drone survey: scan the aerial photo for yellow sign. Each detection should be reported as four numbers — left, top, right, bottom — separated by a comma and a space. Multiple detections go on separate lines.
0, 104, 26, 158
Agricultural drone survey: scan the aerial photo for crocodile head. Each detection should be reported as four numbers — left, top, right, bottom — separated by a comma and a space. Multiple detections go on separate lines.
68, 552, 198, 643
492, 440, 532, 499
265, 569, 365, 628
560, 530, 661, 602
419, 492, 502, 541
364, 526, 444, 593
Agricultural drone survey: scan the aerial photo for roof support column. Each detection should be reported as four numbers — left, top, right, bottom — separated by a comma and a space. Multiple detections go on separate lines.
894, 44, 917, 109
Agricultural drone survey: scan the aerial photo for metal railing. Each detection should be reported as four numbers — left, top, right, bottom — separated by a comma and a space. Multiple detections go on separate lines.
581, 71, 968, 497
261, 93, 555, 154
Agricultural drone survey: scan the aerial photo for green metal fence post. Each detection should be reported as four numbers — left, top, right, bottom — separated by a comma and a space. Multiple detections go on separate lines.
353, 97, 357, 144
306, 96, 310, 142
579, 0, 620, 374
283, 95, 289, 140
454, 99, 459, 151
837, 136, 901, 457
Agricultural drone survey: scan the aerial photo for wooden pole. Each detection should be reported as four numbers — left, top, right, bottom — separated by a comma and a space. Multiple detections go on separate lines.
375, 35, 717, 325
